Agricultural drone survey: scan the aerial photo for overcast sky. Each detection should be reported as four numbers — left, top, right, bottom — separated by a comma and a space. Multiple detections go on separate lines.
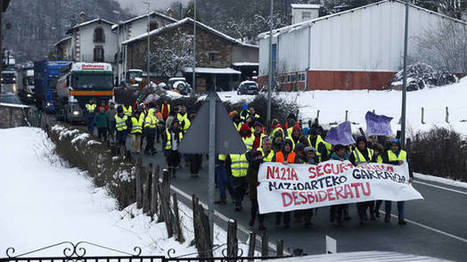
117, 0, 190, 15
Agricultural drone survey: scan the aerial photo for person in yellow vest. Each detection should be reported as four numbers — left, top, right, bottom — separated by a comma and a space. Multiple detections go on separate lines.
177, 105, 191, 134
240, 123, 255, 151
161, 100, 171, 121
286, 125, 302, 149
164, 120, 183, 178
144, 107, 158, 155
215, 153, 233, 205
114, 106, 129, 156
349, 136, 377, 225
226, 152, 249, 212
248, 106, 261, 123
384, 139, 412, 225
85, 99, 97, 132
271, 119, 285, 139
372, 143, 385, 218
232, 114, 242, 131
128, 110, 144, 154
122, 103, 133, 117
252, 122, 266, 150
308, 128, 331, 161
246, 137, 273, 231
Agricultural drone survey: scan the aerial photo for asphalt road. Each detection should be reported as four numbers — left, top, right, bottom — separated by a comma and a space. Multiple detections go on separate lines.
140, 149, 467, 262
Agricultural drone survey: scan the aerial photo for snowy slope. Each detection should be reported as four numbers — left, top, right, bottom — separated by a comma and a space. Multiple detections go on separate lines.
218, 77, 467, 136
0, 127, 195, 256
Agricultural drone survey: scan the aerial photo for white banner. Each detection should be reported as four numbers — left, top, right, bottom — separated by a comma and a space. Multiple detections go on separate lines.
257, 160, 423, 214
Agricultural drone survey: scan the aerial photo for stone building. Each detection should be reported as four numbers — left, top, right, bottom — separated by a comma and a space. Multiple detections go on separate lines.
122, 18, 259, 91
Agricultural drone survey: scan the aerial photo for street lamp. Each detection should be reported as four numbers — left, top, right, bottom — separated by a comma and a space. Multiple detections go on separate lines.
400, 0, 409, 148
143, 1, 151, 87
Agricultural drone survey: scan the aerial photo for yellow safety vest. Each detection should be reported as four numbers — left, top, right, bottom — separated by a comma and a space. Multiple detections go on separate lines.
145, 109, 158, 129
376, 154, 383, 163
177, 113, 191, 133
242, 136, 255, 151
165, 130, 184, 150
85, 104, 97, 113
387, 150, 407, 162
352, 148, 374, 165
308, 135, 332, 156
218, 154, 227, 161
230, 154, 248, 177
123, 106, 132, 117
258, 148, 274, 162
115, 115, 128, 131
272, 127, 284, 138
233, 122, 242, 131
130, 115, 145, 134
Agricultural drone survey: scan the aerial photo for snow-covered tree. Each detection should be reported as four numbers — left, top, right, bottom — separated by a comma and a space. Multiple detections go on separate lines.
149, 28, 193, 79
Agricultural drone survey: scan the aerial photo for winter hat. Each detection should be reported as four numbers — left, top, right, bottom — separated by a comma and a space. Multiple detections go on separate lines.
240, 123, 252, 135
334, 144, 346, 151
282, 139, 294, 150
356, 136, 367, 144
274, 130, 283, 138
254, 122, 263, 128
295, 143, 305, 152
229, 110, 238, 117
308, 127, 319, 135
293, 125, 301, 132
242, 104, 248, 110
304, 146, 317, 153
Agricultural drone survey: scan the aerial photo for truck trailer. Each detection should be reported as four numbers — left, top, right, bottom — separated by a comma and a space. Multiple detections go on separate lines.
33, 61, 71, 113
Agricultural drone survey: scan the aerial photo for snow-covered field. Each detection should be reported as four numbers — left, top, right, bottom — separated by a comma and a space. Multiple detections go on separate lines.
217, 76, 467, 136
0, 127, 197, 256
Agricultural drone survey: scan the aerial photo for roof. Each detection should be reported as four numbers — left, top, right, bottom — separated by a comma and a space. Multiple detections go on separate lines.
66, 18, 115, 34
266, 251, 451, 262
112, 11, 177, 31
232, 62, 259, 67
259, 0, 467, 39
53, 36, 72, 47
291, 4, 321, 9
183, 67, 241, 75
122, 18, 258, 49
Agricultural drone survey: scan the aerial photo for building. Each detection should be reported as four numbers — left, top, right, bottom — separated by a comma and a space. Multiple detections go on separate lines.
122, 18, 259, 91
291, 4, 320, 25
53, 37, 72, 61
258, 0, 467, 91
64, 16, 117, 65
112, 11, 178, 83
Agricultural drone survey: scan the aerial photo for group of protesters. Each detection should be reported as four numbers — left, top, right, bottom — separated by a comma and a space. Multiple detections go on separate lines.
85, 99, 413, 232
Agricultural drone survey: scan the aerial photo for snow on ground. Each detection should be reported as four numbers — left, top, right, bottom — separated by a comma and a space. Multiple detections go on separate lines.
0, 127, 196, 256
414, 173, 467, 189
218, 76, 467, 136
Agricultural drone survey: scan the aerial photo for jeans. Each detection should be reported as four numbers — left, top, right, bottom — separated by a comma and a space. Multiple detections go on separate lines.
87, 113, 95, 132
116, 130, 127, 146
385, 201, 405, 219
216, 165, 233, 200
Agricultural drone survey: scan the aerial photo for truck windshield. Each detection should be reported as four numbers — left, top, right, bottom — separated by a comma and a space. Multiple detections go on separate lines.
73, 74, 113, 89
129, 71, 143, 79
26, 77, 34, 85
2, 73, 15, 84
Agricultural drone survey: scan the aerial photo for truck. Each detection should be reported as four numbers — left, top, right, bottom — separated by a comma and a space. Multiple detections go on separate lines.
1, 53, 17, 94
17, 65, 36, 104
55, 62, 114, 122
34, 61, 71, 113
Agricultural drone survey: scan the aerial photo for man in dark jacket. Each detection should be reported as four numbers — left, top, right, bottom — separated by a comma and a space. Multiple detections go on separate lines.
93, 106, 110, 142
308, 128, 329, 161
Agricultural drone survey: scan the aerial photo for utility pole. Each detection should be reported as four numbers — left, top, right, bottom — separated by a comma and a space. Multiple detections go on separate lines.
400, 0, 409, 148
0, 0, 3, 95
144, 1, 151, 87
267, 0, 274, 133
192, 0, 197, 92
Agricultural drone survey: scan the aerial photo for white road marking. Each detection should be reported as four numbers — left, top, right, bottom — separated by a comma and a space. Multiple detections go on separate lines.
381, 211, 467, 244
414, 180, 467, 195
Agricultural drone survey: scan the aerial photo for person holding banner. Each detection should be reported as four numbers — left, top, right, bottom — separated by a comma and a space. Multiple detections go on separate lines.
272, 139, 298, 228
349, 136, 377, 225
384, 139, 413, 225
372, 143, 386, 218
308, 128, 330, 161
303, 146, 320, 227
330, 144, 352, 226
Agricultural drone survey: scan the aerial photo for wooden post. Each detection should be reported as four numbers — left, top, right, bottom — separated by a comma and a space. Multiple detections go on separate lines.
158, 174, 173, 238
372, 109, 375, 114
172, 193, 184, 243
142, 165, 150, 214
247, 232, 256, 260
421, 107, 425, 124
150, 165, 159, 218
261, 232, 269, 257
227, 220, 238, 260
276, 240, 284, 256
135, 158, 143, 209
192, 195, 212, 258
445, 106, 449, 123
345, 110, 348, 122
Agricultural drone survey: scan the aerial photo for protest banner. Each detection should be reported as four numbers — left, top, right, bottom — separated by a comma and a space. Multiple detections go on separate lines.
257, 160, 423, 214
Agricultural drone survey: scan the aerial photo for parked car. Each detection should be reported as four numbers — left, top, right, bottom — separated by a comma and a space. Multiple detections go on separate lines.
237, 81, 259, 95
168, 77, 192, 95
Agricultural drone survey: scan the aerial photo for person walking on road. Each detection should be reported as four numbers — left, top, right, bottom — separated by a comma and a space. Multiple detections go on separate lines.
144, 107, 158, 155
128, 110, 144, 154
93, 106, 110, 143
85, 99, 97, 133
161, 100, 171, 121
107, 102, 117, 143
215, 154, 233, 205
330, 144, 351, 226
164, 120, 183, 178
114, 106, 128, 156
226, 151, 249, 212
384, 139, 413, 225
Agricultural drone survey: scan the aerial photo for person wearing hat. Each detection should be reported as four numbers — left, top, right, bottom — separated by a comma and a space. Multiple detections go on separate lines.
248, 106, 261, 123
349, 136, 377, 225
272, 139, 297, 228
144, 106, 158, 155
232, 113, 243, 131
308, 128, 331, 161
252, 122, 266, 150
93, 105, 110, 143
383, 138, 413, 225
114, 106, 128, 156
164, 120, 183, 178
272, 131, 284, 152
161, 99, 171, 121
330, 144, 351, 225
294, 143, 307, 163
239, 104, 249, 122
85, 99, 97, 132
240, 123, 255, 151
271, 119, 285, 139
286, 125, 302, 149
371, 143, 385, 218
301, 146, 320, 227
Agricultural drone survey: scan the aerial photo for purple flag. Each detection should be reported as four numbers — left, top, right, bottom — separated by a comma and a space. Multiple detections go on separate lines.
325, 121, 355, 146
365, 111, 393, 136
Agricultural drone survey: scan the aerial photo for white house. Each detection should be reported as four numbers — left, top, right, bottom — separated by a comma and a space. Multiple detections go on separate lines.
258, 0, 467, 91
291, 4, 320, 25
112, 11, 177, 83
53, 36, 72, 61
65, 18, 117, 66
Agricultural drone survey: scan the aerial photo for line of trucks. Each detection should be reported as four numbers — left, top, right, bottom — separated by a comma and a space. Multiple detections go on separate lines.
15, 61, 115, 123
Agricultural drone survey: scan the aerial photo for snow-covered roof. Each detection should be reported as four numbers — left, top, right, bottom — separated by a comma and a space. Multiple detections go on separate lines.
67, 18, 115, 34
122, 18, 258, 49
232, 62, 259, 67
112, 11, 177, 31
183, 67, 241, 75
291, 4, 320, 9
259, 0, 467, 39
53, 36, 72, 47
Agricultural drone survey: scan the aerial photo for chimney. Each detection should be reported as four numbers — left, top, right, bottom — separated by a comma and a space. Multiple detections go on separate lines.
80, 12, 86, 24
166, 8, 175, 18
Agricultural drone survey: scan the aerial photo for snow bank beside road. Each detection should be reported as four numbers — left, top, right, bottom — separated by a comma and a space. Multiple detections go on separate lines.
0, 127, 195, 256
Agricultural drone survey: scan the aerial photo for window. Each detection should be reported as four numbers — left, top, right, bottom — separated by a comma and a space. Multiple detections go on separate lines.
94, 46, 104, 62
149, 21, 159, 31
94, 27, 105, 43
302, 11, 311, 20
208, 52, 216, 62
